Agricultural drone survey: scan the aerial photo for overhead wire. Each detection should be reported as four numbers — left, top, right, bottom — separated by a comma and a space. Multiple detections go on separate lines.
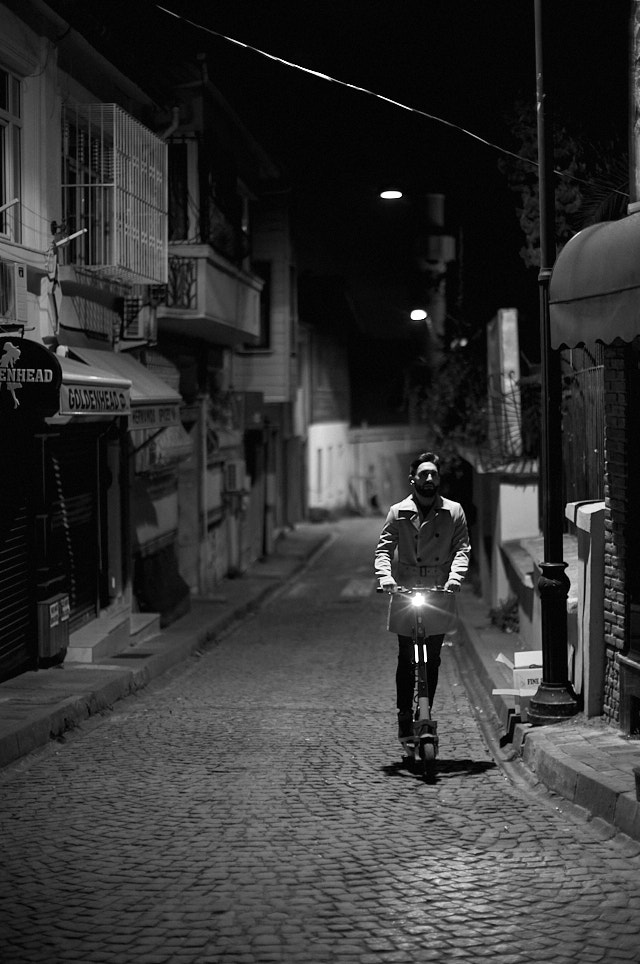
154, 3, 628, 200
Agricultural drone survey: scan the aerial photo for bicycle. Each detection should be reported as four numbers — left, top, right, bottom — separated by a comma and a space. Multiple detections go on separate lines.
378, 585, 456, 777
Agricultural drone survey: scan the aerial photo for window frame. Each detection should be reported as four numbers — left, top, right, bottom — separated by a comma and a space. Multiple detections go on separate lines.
0, 65, 22, 243
247, 259, 272, 351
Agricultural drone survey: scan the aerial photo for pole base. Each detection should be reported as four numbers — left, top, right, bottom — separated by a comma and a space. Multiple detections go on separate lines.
527, 683, 578, 726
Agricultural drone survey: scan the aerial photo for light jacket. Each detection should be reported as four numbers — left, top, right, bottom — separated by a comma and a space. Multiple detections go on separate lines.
375, 493, 470, 634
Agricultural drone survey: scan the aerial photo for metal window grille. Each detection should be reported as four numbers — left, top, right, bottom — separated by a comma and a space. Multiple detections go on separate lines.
62, 104, 167, 284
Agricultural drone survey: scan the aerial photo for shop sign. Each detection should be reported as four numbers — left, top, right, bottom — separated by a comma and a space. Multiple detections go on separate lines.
59, 383, 130, 417
130, 402, 180, 431
0, 336, 62, 417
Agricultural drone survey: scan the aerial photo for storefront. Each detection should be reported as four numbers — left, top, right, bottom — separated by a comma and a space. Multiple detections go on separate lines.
0, 338, 131, 681
66, 347, 193, 628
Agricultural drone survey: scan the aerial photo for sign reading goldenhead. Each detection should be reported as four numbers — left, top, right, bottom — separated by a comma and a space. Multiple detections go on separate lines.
0, 336, 62, 417
61, 384, 130, 416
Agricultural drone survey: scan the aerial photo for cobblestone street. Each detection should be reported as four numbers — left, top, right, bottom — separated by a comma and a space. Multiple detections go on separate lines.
1, 520, 640, 963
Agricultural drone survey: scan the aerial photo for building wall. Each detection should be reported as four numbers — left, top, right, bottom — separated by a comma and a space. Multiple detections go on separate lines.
603, 345, 627, 724
307, 422, 350, 513
1, 7, 59, 274
492, 479, 540, 610
310, 328, 350, 424
234, 198, 295, 404
348, 426, 429, 515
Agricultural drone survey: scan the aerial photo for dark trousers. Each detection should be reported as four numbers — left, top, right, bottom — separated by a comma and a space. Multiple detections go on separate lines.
396, 634, 445, 712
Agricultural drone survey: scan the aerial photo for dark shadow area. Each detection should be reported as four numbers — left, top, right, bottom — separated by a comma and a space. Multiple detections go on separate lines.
381, 759, 430, 781
435, 758, 498, 777
381, 758, 498, 783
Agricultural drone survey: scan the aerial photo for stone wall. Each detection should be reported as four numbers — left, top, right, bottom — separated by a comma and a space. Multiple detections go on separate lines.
603, 345, 628, 723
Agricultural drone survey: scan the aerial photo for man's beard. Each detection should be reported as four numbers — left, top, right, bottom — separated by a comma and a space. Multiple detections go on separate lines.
415, 483, 437, 499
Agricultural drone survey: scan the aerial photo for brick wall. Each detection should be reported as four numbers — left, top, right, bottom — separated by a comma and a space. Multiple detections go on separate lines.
602, 345, 628, 723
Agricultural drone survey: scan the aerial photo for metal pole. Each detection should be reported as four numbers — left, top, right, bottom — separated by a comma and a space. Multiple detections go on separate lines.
527, 0, 578, 725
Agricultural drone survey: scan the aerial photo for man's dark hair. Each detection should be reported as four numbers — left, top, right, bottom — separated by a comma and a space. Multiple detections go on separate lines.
409, 451, 441, 476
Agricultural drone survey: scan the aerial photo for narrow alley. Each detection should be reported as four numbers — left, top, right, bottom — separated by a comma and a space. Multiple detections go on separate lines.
1, 519, 639, 964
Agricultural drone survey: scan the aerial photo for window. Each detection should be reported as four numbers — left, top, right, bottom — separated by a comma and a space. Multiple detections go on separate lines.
250, 260, 271, 350
0, 66, 21, 242
168, 141, 189, 242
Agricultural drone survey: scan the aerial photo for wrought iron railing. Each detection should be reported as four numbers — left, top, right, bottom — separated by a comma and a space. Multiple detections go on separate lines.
165, 255, 197, 309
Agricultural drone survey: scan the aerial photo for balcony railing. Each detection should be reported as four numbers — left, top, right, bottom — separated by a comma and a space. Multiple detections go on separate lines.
157, 244, 263, 346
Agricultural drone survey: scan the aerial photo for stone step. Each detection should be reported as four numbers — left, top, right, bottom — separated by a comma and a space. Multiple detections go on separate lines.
128, 612, 161, 646
66, 612, 131, 664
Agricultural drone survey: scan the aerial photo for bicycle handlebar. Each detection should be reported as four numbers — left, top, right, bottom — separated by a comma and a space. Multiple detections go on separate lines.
376, 585, 454, 595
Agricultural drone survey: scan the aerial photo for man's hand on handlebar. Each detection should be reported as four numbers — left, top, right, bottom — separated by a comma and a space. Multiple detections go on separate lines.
444, 579, 461, 593
379, 577, 398, 593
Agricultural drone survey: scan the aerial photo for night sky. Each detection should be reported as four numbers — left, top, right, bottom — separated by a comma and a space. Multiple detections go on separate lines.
50, 0, 630, 385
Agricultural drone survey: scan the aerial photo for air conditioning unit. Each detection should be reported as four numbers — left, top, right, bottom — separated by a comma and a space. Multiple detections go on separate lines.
121, 290, 158, 343
225, 459, 247, 493
0, 260, 28, 325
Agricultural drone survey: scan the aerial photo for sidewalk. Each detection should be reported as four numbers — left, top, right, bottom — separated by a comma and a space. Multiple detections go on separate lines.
455, 585, 640, 845
2, 520, 640, 847
0, 521, 335, 771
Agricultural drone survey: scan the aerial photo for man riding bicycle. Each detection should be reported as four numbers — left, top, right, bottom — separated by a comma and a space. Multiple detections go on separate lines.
375, 452, 471, 738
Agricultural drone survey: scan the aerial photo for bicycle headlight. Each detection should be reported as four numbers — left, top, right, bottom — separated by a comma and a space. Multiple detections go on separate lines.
411, 592, 425, 607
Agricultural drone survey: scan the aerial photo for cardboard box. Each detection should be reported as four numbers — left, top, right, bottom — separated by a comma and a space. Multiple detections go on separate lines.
492, 650, 542, 721
512, 651, 543, 693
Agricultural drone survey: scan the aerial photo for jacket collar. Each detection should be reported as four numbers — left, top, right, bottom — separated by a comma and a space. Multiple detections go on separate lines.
397, 492, 443, 522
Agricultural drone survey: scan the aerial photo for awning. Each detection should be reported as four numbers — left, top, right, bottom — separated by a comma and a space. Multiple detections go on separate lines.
69, 348, 182, 430
152, 422, 194, 465
550, 213, 640, 350
55, 355, 131, 420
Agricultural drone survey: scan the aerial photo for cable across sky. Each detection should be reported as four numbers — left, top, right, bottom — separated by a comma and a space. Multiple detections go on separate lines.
155, 2, 628, 199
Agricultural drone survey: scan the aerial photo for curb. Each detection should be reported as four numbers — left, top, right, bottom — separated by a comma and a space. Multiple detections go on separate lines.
520, 729, 640, 844
455, 593, 640, 846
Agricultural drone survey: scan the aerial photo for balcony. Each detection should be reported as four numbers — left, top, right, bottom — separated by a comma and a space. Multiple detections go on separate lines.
61, 104, 168, 285
157, 244, 263, 347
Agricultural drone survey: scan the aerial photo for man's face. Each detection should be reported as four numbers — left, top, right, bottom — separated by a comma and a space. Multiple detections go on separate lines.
412, 461, 440, 500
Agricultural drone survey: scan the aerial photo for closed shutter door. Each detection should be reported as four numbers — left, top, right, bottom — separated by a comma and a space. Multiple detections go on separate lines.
50, 430, 99, 633
0, 496, 31, 679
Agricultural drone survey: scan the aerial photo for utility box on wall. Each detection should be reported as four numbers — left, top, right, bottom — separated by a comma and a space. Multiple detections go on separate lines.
37, 594, 70, 659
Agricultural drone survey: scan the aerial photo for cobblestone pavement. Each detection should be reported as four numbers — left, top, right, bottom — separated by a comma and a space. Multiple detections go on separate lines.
1, 520, 640, 963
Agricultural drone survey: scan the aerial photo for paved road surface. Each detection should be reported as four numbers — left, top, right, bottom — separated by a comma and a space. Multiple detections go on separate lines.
1, 518, 639, 963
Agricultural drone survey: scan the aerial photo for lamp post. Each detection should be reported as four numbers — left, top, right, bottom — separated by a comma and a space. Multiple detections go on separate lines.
527, 0, 578, 724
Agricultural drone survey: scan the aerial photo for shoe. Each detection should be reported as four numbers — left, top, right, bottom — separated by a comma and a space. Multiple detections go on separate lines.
397, 710, 413, 740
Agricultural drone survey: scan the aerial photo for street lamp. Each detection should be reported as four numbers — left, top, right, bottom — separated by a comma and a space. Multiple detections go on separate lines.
410, 308, 428, 321
527, 0, 578, 724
